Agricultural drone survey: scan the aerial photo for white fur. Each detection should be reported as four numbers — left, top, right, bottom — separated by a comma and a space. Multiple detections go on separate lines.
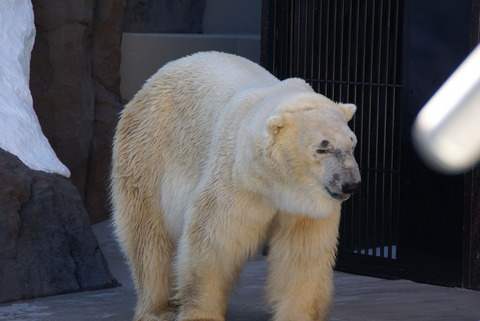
111, 51, 360, 321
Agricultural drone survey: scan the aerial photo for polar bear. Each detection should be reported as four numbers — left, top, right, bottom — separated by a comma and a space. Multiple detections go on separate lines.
111, 51, 361, 321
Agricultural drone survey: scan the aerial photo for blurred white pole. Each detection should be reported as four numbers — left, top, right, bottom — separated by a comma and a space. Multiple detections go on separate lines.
412, 44, 480, 174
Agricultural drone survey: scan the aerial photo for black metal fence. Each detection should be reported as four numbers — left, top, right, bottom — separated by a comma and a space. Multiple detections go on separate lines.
263, 0, 404, 275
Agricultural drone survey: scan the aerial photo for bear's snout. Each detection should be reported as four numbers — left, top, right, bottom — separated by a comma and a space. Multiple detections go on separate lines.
341, 181, 361, 194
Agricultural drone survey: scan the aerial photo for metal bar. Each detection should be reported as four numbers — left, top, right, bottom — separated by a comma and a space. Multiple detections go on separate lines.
338, 0, 345, 101
280, 0, 284, 75
308, 0, 315, 83
353, 0, 362, 256
369, 0, 378, 257
392, 0, 402, 258
272, 1, 282, 75
275, 0, 280, 77
331, 0, 337, 99
382, 0, 392, 259
342, 0, 355, 253
303, 0, 309, 86
278, 1, 285, 78
356, 0, 365, 256
289, 0, 294, 78
294, 0, 301, 77
286, 0, 290, 78
317, 0, 323, 93
362, 0, 372, 257
346, 0, 353, 102
324, 0, 330, 95
374, 0, 384, 258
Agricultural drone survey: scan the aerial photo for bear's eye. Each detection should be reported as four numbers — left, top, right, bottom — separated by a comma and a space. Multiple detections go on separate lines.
316, 140, 331, 155
316, 148, 329, 155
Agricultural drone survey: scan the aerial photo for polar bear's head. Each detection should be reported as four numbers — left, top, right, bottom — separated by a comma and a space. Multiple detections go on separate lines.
263, 93, 361, 216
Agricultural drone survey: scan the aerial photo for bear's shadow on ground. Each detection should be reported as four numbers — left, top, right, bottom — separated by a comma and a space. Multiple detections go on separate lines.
225, 255, 271, 320
226, 306, 271, 321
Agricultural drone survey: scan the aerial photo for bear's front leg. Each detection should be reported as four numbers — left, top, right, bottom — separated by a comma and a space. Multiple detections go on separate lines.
173, 192, 276, 321
266, 209, 341, 321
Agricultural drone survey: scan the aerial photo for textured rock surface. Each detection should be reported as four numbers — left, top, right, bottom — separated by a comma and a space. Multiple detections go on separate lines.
0, 148, 118, 303
30, 0, 125, 223
0, 0, 69, 177
123, 0, 205, 33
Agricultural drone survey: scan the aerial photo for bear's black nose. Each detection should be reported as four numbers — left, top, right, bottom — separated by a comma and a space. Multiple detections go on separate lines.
342, 181, 361, 194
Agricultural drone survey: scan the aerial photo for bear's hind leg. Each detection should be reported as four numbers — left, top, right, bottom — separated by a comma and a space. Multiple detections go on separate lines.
113, 192, 176, 321
132, 218, 176, 321
266, 211, 341, 321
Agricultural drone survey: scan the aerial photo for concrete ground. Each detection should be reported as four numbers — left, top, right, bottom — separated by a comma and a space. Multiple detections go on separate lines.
1, 220, 480, 321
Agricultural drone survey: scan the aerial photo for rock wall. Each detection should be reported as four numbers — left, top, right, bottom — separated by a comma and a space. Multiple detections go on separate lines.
0, 149, 118, 303
0, 0, 118, 302
30, 0, 125, 223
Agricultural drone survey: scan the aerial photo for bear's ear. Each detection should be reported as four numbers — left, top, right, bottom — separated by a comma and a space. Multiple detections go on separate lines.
337, 103, 357, 122
267, 115, 285, 136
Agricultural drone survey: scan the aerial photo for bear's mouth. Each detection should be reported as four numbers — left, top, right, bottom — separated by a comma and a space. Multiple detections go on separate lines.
326, 187, 351, 201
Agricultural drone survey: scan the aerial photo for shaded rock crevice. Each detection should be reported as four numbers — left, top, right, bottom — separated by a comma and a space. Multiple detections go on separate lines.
30, 0, 125, 223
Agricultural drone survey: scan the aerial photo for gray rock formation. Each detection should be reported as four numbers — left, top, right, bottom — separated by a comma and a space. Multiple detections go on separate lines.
0, 149, 118, 303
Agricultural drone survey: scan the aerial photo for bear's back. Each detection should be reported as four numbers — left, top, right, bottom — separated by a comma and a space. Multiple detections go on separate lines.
158, 51, 279, 96
116, 52, 280, 201
127, 52, 279, 168
127, 52, 279, 153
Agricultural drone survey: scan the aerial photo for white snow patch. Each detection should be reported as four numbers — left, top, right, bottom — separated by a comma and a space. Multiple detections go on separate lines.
0, 0, 70, 177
